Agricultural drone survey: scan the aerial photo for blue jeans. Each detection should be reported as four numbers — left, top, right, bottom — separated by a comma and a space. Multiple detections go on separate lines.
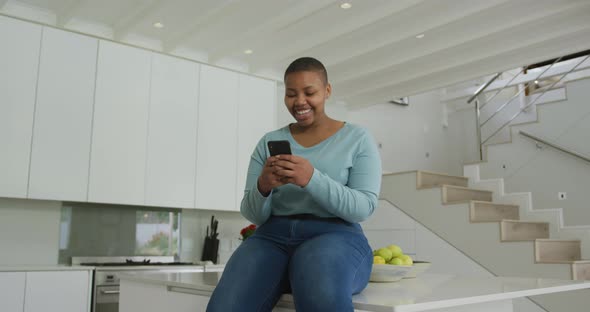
206, 215, 373, 312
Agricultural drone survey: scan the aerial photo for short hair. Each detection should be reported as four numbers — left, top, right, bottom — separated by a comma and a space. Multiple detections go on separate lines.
284, 57, 328, 85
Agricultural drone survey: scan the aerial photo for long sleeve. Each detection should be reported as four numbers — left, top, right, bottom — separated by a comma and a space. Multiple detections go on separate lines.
240, 139, 272, 225
303, 133, 381, 223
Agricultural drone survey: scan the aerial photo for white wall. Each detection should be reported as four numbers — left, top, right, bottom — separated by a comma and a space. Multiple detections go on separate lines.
0, 198, 61, 265
349, 90, 460, 175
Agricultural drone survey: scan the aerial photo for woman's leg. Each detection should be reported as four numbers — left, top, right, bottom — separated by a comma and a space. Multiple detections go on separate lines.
288, 230, 373, 312
206, 234, 290, 312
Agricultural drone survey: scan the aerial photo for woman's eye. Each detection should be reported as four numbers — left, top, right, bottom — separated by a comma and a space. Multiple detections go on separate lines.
286, 94, 296, 98
305, 92, 316, 96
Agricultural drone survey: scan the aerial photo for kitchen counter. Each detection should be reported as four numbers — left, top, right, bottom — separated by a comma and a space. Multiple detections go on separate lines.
0, 265, 95, 272
119, 271, 590, 312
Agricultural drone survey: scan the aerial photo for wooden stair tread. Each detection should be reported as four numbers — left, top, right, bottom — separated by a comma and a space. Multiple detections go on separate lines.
442, 185, 493, 205
417, 171, 468, 189
470, 201, 519, 222
500, 220, 549, 242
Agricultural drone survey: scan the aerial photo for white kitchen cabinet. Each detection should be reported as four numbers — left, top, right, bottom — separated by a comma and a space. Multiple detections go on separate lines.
88, 40, 152, 205
0, 272, 26, 312
24, 270, 91, 312
120, 280, 209, 312
28, 27, 97, 201
0, 16, 42, 198
236, 74, 277, 209
145, 54, 200, 208
195, 65, 239, 210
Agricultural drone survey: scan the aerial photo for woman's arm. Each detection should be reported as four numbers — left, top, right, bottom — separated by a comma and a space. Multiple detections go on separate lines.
240, 140, 273, 225
303, 133, 382, 223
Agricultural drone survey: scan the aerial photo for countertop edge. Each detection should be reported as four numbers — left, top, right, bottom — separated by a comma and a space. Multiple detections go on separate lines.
0, 265, 95, 272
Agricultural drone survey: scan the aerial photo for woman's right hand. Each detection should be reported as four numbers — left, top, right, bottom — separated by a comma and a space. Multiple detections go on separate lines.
257, 156, 287, 197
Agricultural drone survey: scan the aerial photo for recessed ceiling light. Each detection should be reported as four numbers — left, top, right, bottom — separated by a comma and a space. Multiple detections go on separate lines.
415, 33, 425, 39
153, 22, 164, 28
244, 49, 253, 55
340, 3, 352, 9
534, 80, 539, 84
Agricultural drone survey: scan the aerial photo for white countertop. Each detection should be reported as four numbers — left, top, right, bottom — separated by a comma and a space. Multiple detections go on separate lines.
0, 265, 95, 272
119, 271, 590, 312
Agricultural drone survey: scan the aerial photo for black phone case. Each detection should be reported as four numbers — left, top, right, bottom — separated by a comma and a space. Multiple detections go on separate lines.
268, 140, 292, 156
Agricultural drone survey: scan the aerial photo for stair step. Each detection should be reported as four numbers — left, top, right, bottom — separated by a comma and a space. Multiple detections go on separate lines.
442, 185, 493, 204
500, 220, 549, 242
572, 261, 590, 280
470, 201, 519, 222
535, 239, 581, 263
417, 171, 468, 189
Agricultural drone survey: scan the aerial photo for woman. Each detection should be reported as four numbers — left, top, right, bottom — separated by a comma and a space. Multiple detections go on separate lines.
207, 57, 382, 312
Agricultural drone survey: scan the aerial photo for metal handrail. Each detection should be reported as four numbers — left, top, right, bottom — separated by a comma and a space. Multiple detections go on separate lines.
467, 72, 501, 104
479, 66, 527, 110
481, 55, 590, 145
480, 56, 564, 128
520, 131, 590, 164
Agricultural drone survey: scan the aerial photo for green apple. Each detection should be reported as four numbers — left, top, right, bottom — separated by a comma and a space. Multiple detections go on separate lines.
389, 257, 404, 265
375, 248, 393, 262
386, 244, 403, 258
399, 254, 413, 266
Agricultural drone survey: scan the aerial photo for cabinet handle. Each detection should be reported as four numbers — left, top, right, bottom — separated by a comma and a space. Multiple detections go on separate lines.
167, 286, 210, 296
101, 290, 120, 294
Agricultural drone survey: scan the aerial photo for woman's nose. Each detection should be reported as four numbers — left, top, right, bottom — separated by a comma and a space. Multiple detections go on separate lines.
296, 94, 306, 104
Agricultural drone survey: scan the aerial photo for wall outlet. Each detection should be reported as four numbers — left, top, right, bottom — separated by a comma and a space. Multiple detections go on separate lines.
558, 192, 567, 200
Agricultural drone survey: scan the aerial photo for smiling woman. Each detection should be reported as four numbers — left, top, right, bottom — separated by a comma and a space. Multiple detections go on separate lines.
206, 57, 382, 312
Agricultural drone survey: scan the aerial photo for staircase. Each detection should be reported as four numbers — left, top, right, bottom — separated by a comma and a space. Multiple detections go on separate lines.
381, 169, 590, 311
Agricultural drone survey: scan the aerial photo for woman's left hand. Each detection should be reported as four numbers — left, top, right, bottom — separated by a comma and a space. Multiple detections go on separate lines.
273, 155, 314, 187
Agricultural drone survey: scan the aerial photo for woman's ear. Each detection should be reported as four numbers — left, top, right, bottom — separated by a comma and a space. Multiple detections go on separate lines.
325, 83, 332, 99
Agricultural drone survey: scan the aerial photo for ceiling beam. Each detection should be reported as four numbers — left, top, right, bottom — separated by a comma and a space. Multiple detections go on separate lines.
343, 29, 590, 108
163, 1, 243, 53
328, 0, 585, 85
335, 8, 590, 99
247, 0, 424, 72
207, 0, 338, 63
113, 0, 163, 41
56, 0, 84, 27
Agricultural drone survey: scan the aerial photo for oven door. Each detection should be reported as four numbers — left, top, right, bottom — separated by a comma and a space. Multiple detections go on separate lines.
94, 285, 120, 312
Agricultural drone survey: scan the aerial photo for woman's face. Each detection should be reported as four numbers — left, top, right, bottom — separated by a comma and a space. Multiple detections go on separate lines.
284, 70, 331, 128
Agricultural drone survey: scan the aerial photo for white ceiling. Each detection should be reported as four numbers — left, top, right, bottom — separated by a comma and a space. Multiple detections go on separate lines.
2, 0, 590, 109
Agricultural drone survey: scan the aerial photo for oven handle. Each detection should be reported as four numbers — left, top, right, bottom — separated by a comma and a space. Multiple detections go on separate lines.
100, 290, 120, 295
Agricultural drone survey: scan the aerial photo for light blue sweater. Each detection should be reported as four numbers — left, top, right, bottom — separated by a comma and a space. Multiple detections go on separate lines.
240, 123, 382, 225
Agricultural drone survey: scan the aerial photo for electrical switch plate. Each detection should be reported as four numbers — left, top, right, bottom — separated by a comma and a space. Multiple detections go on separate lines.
558, 192, 567, 200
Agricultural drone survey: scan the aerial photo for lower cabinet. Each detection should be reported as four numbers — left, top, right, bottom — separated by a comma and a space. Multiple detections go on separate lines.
120, 279, 295, 312
24, 270, 91, 312
0, 272, 26, 312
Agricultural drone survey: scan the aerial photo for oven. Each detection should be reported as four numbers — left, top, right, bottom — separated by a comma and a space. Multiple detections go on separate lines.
72, 256, 206, 312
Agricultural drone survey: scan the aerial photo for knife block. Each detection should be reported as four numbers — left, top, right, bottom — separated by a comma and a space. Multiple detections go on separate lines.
201, 236, 219, 264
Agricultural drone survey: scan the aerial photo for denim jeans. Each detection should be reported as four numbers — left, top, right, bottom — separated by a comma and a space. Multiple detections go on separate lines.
206, 215, 373, 312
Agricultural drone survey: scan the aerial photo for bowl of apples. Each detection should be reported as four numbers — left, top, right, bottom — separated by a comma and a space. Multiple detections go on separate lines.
370, 244, 429, 282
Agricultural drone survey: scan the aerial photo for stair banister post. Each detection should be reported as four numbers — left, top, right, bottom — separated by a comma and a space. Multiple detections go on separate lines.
475, 97, 483, 161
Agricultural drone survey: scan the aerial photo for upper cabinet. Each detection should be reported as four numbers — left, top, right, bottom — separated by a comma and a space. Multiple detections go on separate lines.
0, 16, 42, 198
145, 54, 200, 208
88, 40, 152, 206
236, 75, 277, 209
195, 65, 239, 210
28, 27, 98, 201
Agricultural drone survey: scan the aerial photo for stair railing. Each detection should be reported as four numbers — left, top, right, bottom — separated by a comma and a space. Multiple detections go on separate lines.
519, 131, 590, 164
468, 51, 590, 161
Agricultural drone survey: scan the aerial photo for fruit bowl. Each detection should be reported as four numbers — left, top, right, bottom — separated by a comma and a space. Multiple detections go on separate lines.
369, 264, 412, 282
403, 261, 432, 279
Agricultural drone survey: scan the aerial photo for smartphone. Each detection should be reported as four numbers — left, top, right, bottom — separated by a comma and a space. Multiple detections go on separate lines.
267, 140, 292, 156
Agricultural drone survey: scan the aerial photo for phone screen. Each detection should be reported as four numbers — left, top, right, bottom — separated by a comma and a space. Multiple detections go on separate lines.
267, 140, 292, 156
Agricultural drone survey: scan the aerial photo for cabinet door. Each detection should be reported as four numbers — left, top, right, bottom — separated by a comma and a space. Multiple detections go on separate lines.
28, 27, 97, 201
195, 65, 239, 210
24, 271, 90, 312
88, 40, 151, 205
0, 272, 26, 312
145, 54, 199, 208
236, 75, 277, 210
0, 16, 42, 198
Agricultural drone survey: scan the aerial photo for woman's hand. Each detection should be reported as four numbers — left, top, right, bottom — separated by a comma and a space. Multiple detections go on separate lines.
257, 156, 287, 196
273, 155, 314, 188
